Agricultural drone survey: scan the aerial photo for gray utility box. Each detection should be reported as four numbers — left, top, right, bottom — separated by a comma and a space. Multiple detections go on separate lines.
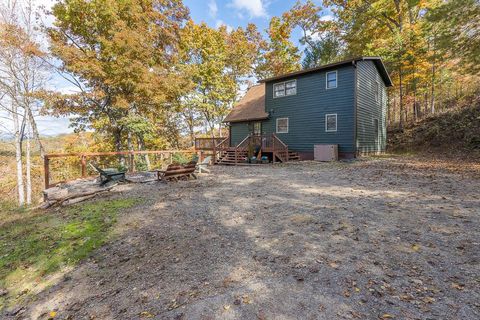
314, 144, 338, 161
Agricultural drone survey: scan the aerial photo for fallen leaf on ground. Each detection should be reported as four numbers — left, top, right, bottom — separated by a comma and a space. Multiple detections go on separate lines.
140, 311, 154, 318
242, 295, 252, 304
411, 244, 420, 252
451, 282, 464, 290
381, 314, 394, 319
49, 311, 57, 318
223, 305, 231, 311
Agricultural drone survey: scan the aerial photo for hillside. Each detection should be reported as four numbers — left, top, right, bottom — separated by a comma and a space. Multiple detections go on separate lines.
388, 95, 480, 158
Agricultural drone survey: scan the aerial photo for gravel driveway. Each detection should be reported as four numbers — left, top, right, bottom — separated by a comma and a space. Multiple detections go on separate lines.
11, 156, 480, 319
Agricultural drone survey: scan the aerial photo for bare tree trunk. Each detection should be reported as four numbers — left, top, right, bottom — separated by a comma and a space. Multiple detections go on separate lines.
25, 116, 32, 205
13, 102, 25, 206
137, 134, 151, 170
430, 34, 436, 114
399, 66, 404, 130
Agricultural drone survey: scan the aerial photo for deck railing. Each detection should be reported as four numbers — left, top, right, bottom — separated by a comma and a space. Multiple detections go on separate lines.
194, 137, 228, 150
195, 134, 290, 164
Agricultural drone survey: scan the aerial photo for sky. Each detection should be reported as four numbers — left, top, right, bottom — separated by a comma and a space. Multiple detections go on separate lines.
1, 0, 331, 137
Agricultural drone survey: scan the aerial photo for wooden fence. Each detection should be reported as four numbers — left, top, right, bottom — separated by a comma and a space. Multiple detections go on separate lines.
44, 150, 198, 189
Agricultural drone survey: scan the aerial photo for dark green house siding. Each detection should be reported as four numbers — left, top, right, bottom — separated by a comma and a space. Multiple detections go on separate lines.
262, 65, 356, 155
228, 59, 389, 157
356, 60, 388, 153
230, 121, 251, 146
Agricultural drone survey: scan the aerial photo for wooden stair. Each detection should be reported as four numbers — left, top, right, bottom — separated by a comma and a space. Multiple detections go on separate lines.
216, 149, 248, 165
288, 151, 300, 161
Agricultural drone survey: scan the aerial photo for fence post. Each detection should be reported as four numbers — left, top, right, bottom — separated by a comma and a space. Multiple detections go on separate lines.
129, 151, 135, 172
81, 155, 86, 177
44, 156, 50, 190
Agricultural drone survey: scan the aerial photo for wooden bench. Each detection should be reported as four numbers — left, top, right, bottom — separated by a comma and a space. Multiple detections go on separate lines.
89, 163, 126, 186
156, 161, 197, 182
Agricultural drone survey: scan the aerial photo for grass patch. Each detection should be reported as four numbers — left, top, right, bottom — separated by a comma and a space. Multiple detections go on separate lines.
0, 197, 139, 309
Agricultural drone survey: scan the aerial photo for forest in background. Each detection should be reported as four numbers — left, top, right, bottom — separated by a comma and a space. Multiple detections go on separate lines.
1, 0, 479, 206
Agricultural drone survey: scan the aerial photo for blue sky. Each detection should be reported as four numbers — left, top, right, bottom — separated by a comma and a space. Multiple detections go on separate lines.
185, 0, 331, 47
7, 0, 332, 137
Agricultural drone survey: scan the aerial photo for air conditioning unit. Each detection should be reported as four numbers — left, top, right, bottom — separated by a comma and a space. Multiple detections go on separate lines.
314, 144, 338, 161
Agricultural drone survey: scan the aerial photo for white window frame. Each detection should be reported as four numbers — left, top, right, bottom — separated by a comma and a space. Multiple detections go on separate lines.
273, 79, 297, 98
326, 71, 338, 89
375, 81, 380, 103
325, 113, 337, 132
276, 117, 289, 134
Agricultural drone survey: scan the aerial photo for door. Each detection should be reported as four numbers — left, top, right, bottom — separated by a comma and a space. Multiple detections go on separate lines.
251, 121, 262, 135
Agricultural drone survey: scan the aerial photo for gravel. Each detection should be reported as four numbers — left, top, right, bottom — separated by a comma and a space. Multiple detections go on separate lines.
8, 156, 480, 319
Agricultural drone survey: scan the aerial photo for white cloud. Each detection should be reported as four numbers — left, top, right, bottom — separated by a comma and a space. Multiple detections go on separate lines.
229, 0, 267, 18
208, 0, 218, 18
320, 14, 334, 21
215, 20, 233, 33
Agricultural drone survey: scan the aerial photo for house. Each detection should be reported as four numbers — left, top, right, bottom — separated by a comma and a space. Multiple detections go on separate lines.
196, 56, 393, 163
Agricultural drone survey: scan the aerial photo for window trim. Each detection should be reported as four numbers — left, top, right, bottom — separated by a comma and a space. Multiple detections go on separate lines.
326, 71, 338, 89
276, 117, 289, 134
325, 113, 337, 132
273, 79, 297, 98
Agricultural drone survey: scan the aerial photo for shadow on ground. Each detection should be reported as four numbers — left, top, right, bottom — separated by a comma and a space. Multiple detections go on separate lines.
4, 156, 480, 319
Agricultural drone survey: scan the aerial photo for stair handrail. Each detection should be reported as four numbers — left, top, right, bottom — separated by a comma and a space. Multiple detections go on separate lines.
215, 136, 230, 150
272, 133, 289, 162
235, 134, 252, 164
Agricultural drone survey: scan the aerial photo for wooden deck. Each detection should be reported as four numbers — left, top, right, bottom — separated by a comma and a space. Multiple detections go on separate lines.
195, 134, 295, 165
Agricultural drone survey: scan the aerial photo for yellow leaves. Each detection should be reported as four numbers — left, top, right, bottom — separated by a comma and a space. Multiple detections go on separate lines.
411, 244, 420, 252
139, 311, 155, 318
48, 311, 57, 319
380, 314, 394, 319
223, 305, 231, 311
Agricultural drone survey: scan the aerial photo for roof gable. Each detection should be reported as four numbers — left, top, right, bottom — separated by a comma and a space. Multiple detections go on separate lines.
223, 84, 268, 123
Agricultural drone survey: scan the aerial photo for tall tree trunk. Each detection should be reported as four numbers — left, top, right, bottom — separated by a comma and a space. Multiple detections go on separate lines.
25, 118, 32, 205
12, 103, 25, 206
430, 34, 436, 114
399, 66, 404, 130
137, 134, 151, 170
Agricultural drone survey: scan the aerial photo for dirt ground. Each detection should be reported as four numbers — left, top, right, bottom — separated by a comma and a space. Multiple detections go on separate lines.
5, 155, 480, 319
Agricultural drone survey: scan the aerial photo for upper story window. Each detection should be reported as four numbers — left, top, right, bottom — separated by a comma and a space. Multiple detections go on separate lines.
325, 114, 337, 132
273, 80, 296, 98
276, 117, 289, 133
326, 71, 337, 89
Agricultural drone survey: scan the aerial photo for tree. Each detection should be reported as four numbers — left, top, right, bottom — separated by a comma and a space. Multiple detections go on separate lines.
427, 0, 480, 75
256, 16, 301, 78
47, 0, 190, 154
179, 21, 264, 137
0, 0, 47, 206
302, 33, 343, 69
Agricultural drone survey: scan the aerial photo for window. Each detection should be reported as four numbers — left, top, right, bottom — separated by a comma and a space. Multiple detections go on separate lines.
273, 80, 296, 98
373, 118, 379, 138
276, 118, 289, 133
326, 71, 337, 89
274, 83, 285, 98
325, 114, 337, 132
253, 122, 261, 135
375, 81, 380, 102
285, 80, 297, 95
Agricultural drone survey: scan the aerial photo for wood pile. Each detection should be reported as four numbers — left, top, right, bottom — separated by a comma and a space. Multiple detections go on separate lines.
41, 179, 116, 208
